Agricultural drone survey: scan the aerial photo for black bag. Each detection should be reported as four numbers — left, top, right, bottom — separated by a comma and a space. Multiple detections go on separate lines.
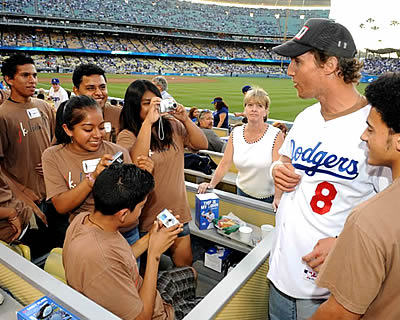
184, 153, 217, 175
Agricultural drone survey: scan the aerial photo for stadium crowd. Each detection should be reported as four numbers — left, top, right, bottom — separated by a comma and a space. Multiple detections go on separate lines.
362, 57, 400, 75
3, 0, 329, 37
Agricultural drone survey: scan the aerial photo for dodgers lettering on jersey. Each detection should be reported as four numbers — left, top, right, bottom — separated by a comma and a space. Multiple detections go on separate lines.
290, 140, 359, 180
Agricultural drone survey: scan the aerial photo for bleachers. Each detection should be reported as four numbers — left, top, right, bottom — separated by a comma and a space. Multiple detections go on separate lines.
2, 0, 329, 37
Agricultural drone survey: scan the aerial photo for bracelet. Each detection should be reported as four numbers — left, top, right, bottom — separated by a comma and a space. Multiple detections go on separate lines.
86, 173, 96, 187
269, 160, 284, 180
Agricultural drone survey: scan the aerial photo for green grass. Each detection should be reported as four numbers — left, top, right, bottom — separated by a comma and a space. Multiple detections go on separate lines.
37, 74, 368, 122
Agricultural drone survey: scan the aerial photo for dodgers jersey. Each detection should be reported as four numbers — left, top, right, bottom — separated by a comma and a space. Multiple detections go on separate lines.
268, 103, 391, 299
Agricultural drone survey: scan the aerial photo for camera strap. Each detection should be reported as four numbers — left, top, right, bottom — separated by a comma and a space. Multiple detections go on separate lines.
158, 117, 165, 141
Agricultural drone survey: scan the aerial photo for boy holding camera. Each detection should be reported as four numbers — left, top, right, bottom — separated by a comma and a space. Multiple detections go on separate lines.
63, 164, 198, 320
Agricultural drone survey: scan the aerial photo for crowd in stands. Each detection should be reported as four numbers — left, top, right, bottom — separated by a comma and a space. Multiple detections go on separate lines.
362, 57, 400, 75
2, 0, 330, 37
0, 29, 282, 60
1, 27, 398, 76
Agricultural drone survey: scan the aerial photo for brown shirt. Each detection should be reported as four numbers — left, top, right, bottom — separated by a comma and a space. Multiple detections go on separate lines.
63, 212, 173, 320
117, 119, 192, 232
42, 141, 131, 220
317, 178, 400, 319
0, 168, 32, 243
0, 89, 10, 105
0, 98, 55, 200
103, 102, 121, 143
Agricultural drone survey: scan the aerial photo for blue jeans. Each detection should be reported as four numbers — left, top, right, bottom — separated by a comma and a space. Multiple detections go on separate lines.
139, 222, 190, 239
121, 226, 140, 245
269, 282, 326, 320
237, 187, 274, 204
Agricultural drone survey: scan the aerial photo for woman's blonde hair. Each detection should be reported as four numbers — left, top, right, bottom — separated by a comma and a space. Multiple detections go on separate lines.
243, 87, 271, 117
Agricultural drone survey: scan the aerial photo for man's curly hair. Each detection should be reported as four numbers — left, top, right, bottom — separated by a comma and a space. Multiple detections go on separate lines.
311, 49, 363, 84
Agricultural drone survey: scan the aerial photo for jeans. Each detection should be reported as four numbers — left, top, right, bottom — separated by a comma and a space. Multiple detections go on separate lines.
237, 187, 274, 204
139, 222, 190, 239
121, 226, 140, 245
269, 282, 326, 320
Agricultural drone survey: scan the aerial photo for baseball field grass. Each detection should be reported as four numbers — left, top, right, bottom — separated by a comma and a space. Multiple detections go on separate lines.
37, 73, 368, 122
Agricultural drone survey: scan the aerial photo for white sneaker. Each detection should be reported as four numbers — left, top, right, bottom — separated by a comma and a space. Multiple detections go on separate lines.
0, 292, 4, 305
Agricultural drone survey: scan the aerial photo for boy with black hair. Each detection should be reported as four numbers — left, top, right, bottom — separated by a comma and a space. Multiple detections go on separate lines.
0, 54, 54, 218
310, 72, 400, 320
72, 63, 120, 142
63, 164, 198, 320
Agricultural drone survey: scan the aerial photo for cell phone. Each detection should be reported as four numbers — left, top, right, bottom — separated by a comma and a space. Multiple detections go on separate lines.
157, 209, 179, 228
110, 151, 123, 164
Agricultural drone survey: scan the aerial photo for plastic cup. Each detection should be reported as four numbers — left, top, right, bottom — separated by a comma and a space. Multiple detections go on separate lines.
261, 224, 274, 239
239, 226, 253, 243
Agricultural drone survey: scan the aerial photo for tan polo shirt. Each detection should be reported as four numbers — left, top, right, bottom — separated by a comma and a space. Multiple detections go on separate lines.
42, 141, 131, 220
0, 98, 55, 200
116, 119, 192, 232
63, 212, 174, 320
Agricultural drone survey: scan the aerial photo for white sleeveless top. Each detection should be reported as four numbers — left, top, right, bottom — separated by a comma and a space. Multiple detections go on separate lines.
232, 124, 281, 199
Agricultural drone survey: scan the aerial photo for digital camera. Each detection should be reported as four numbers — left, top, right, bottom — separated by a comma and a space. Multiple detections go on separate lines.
157, 209, 179, 228
159, 98, 177, 113
110, 151, 123, 164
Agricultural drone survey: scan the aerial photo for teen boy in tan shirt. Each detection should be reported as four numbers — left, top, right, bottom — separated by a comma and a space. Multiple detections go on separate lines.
311, 73, 400, 319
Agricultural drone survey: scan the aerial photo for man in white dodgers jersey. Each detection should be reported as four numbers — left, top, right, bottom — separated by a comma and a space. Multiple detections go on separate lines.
267, 18, 391, 320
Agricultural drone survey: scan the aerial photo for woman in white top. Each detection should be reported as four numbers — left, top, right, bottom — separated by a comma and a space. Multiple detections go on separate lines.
198, 87, 285, 203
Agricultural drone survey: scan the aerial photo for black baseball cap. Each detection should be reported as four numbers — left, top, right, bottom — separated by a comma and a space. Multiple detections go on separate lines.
272, 18, 356, 58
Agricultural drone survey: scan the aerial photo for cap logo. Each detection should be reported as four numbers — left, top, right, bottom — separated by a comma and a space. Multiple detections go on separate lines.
295, 26, 309, 40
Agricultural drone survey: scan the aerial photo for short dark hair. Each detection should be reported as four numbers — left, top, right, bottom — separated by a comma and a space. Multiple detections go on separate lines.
365, 72, 400, 133
110, 99, 118, 106
55, 95, 101, 144
311, 49, 363, 84
1, 54, 35, 81
93, 163, 155, 215
72, 63, 107, 88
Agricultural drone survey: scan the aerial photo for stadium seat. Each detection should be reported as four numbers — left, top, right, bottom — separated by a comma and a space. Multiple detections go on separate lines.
44, 247, 66, 283
0, 240, 31, 261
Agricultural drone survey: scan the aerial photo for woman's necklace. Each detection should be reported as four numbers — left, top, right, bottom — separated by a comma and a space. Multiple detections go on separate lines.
87, 214, 104, 231
243, 123, 268, 144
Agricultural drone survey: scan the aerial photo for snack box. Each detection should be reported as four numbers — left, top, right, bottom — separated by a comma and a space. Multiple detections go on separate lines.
195, 193, 219, 230
17, 296, 79, 320
204, 246, 233, 274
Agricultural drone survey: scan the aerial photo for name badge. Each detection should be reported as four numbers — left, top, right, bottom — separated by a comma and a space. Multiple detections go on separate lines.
104, 122, 112, 133
82, 158, 101, 173
26, 108, 41, 119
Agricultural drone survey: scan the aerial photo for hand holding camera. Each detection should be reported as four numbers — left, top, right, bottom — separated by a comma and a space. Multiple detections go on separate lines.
148, 210, 182, 258
159, 98, 177, 113
143, 97, 161, 126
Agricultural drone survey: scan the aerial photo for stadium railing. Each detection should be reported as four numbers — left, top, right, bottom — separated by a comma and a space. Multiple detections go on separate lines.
0, 243, 121, 319
184, 182, 275, 319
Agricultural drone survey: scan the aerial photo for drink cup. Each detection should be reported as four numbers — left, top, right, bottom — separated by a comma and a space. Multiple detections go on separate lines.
261, 224, 274, 239
239, 226, 253, 243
